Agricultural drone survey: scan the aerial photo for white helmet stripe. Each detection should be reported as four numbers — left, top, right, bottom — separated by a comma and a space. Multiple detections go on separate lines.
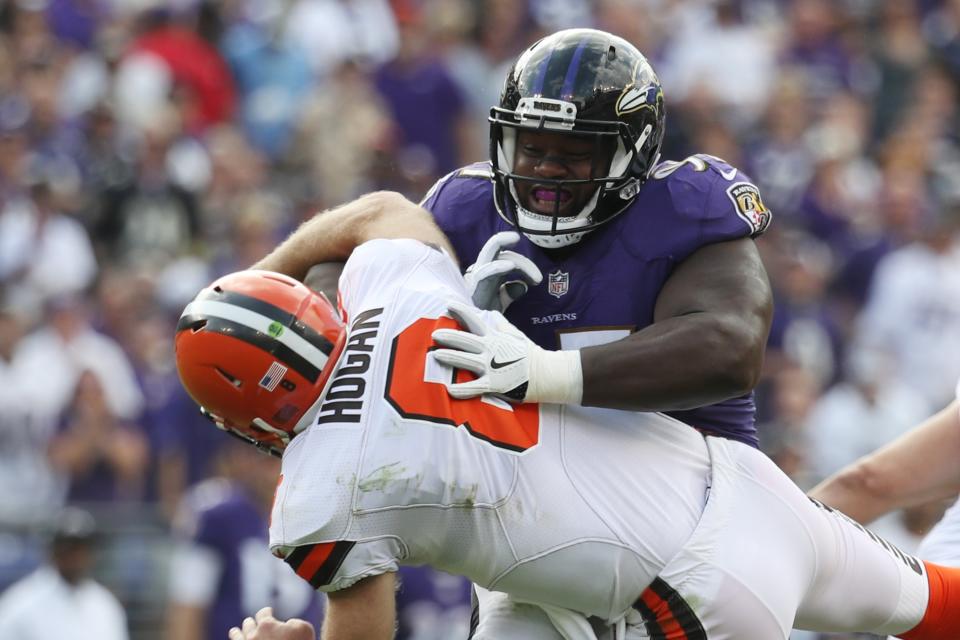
181, 299, 330, 371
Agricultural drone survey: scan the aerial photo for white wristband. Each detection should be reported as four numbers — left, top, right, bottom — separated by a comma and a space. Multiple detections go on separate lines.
526, 348, 583, 405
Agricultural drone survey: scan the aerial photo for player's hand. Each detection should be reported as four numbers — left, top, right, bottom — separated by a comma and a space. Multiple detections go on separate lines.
432, 301, 583, 405
432, 301, 535, 401
463, 231, 542, 312
228, 607, 316, 640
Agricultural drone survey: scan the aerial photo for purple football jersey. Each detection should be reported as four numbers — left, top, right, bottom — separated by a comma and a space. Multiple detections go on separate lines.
176, 481, 324, 639
424, 155, 770, 447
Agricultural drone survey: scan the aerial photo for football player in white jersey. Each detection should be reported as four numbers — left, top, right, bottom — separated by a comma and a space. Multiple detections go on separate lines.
810, 384, 960, 567
176, 192, 960, 640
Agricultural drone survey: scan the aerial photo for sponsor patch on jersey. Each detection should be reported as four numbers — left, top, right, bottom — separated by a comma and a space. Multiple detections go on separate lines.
548, 270, 569, 298
726, 182, 771, 236
259, 361, 289, 392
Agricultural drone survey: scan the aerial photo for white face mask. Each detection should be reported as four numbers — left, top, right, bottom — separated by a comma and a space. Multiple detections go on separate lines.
495, 121, 654, 249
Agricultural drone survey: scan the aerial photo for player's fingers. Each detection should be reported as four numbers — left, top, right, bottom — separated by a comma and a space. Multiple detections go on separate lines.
286, 619, 316, 640
470, 258, 517, 282
496, 251, 542, 285
476, 231, 521, 265
447, 301, 487, 335
433, 349, 486, 374
445, 379, 488, 399
499, 281, 529, 309
228, 627, 244, 640
432, 328, 484, 354
241, 616, 257, 634
254, 607, 274, 623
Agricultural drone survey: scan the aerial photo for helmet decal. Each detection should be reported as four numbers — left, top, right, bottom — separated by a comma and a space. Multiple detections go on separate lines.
616, 83, 662, 116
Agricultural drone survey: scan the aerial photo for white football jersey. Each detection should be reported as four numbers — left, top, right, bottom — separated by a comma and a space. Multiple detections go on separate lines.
269, 239, 712, 621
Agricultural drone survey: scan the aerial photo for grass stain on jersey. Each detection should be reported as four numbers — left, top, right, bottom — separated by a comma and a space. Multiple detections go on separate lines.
451, 483, 478, 507
358, 462, 406, 492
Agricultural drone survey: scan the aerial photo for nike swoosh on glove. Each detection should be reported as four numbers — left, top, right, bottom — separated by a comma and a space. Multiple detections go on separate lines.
431, 301, 583, 404
464, 231, 542, 312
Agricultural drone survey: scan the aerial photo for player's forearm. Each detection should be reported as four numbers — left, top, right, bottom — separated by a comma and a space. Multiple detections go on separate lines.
164, 603, 206, 640
321, 573, 397, 640
810, 401, 960, 523
807, 462, 901, 524
252, 192, 455, 279
580, 311, 765, 411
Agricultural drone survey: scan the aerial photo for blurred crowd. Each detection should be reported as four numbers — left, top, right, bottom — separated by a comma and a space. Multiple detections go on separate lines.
1, 0, 959, 638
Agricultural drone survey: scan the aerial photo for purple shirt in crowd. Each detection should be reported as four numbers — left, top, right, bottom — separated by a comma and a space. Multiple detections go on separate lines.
175, 480, 324, 640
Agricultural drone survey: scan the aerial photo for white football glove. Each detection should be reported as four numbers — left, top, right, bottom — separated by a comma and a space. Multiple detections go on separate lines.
431, 301, 583, 404
464, 231, 542, 312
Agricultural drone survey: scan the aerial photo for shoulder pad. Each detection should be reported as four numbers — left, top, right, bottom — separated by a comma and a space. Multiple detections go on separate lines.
650, 154, 740, 182
420, 162, 491, 207
650, 154, 771, 237
457, 163, 493, 179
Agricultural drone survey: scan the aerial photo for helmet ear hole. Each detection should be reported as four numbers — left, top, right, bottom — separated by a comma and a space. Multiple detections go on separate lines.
215, 367, 243, 388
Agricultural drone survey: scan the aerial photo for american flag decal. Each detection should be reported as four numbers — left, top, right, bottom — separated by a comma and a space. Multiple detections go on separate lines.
259, 362, 288, 392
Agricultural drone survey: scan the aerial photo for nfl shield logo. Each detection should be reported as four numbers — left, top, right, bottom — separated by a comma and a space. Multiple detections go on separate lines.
548, 270, 569, 298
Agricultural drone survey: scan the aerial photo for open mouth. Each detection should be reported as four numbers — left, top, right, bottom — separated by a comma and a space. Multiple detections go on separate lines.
530, 186, 573, 214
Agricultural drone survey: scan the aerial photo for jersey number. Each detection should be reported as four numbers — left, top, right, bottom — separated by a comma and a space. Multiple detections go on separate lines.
385, 317, 540, 452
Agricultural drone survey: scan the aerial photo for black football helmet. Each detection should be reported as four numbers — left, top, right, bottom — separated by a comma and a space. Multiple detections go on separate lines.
490, 28, 665, 248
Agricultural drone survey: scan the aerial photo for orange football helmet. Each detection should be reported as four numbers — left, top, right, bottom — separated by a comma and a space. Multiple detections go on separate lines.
175, 270, 346, 457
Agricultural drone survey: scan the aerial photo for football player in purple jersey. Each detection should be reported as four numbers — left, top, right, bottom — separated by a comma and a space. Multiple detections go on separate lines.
421, 28, 773, 449
165, 441, 323, 640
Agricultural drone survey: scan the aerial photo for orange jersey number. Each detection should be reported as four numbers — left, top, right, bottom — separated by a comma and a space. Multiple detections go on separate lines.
385, 317, 540, 452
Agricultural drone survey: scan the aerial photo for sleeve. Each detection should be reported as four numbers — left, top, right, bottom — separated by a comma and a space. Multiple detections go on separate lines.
665, 155, 772, 245
419, 163, 497, 259
274, 538, 404, 593
420, 169, 459, 211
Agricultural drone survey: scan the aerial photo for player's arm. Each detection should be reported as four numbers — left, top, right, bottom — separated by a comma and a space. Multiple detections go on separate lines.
581, 236, 772, 410
809, 400, 960, 524
431, 237, 771, 408
252, 191, 457, 279
165, 603, 206, 640
321, 573, 397, 640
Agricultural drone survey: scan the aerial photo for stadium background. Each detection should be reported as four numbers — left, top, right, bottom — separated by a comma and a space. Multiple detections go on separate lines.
0, 0, 958, 638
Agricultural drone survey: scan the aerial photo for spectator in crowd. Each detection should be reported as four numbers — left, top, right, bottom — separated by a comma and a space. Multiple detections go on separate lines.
165, 440, 323, 640
0, 506, 129, 640
48, 369, 149, 505
0, 303, 63, 587
373, 2, 472, 191
121, 6, 236, 133
851, 203, 960, 411
0, 158, 96, 316
94, 108, 202, 270
13, 292, 143, 421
